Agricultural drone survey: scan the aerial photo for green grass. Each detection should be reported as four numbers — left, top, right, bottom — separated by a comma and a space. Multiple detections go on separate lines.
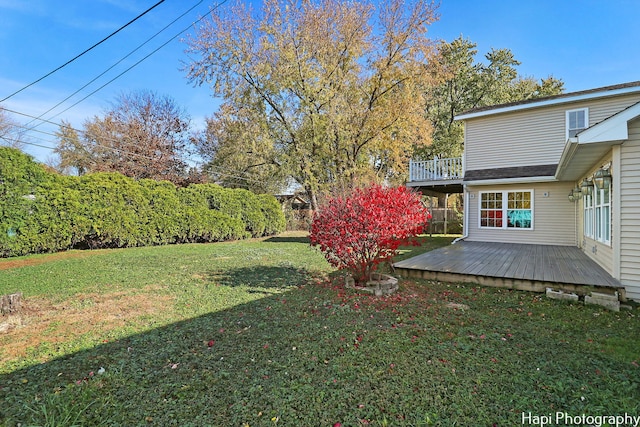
0, 234, 639, 426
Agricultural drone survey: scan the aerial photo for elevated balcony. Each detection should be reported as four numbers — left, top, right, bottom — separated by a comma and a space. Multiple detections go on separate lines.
407, 156, 463, 193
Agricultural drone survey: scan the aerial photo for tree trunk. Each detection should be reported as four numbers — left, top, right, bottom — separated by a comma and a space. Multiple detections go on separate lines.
307, 186, 319, 213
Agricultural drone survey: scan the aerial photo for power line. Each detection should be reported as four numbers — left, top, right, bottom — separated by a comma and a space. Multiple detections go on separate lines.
0, 0, 270, 185
5, 107, 86, 134
20, 0, 229, 133
44, 0, 231, 120
4, 0, 230, 146
6, 112, 186, 162
0, 0, 167, 103
5, 113, 271, 184
25, 0, 207, 129
0, 135, 58, 152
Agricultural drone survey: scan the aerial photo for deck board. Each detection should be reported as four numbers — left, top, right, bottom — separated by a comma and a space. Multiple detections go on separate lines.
394, 241, 621, 288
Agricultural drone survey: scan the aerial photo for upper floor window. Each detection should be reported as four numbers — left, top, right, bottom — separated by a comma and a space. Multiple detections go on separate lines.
566, 108, 589, 138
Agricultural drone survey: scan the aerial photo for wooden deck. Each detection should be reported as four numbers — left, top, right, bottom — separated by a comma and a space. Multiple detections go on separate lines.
394, 241, 624, 298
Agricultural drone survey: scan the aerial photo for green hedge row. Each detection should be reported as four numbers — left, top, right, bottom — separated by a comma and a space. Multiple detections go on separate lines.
0, 147, 286, 257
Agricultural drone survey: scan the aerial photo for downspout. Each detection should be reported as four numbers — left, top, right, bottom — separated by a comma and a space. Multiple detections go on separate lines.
452, 187, 469, 244
453, 121, 468, 245
612, 147, 621, 280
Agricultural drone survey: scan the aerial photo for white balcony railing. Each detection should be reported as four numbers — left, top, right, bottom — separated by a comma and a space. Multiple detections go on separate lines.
409, 157, 463, 182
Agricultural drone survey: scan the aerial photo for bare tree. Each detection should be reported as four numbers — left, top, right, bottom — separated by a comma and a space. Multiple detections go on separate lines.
54, 91, 194, 185
0, 107, 25, 149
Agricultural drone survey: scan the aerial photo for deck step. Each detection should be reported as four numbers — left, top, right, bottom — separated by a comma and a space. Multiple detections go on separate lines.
545, 288, 579, 302
545, 288, 621, 311
585, 291, 620, 312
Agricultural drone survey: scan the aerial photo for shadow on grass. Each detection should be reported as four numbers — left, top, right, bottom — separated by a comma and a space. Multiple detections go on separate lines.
207, 265, 317, 291
263, 235, 310, 244
2, 270, 639, 426
3, 235, 639, 426
0, 286, 329, 426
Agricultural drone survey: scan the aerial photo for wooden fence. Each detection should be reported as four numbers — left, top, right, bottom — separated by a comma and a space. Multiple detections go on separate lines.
425, 207, 463, 235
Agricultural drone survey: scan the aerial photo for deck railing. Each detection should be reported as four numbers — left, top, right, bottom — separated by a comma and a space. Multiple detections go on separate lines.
409, 157, 463, 182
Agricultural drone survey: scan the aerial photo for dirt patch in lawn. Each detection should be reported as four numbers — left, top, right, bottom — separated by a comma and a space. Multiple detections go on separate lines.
0, 250, 109, 271
0, 286, 175, 363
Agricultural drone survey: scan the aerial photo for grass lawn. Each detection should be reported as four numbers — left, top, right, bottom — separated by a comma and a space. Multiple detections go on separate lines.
0, 233, 638, 426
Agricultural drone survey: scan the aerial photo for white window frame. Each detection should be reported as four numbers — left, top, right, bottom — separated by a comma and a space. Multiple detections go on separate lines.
479, 190, 534, 230
583, 179, 611, 245
594, 182, 611, 245
566, 108, 589, 139
583, 189, 594, 239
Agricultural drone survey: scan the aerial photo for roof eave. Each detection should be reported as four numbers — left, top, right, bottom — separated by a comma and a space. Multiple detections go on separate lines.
464, 176, 557, 186
455, 83, 640, 121
555, 138, 580, 181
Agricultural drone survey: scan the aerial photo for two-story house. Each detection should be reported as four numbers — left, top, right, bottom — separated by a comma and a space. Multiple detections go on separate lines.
399, 81, 640, 303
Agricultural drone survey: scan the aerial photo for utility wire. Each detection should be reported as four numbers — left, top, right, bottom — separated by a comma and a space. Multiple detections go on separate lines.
24, 0, 207, 129
2, 0, 227, 159
7, 114, 183, 163
41, 0, 230, 121
1, 0, 263, 184
0, 0, 167, 103
0, 135, 58, 152
22, 0, 228, 131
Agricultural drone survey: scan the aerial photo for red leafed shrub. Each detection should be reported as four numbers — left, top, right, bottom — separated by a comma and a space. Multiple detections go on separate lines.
310, 185, 430, 284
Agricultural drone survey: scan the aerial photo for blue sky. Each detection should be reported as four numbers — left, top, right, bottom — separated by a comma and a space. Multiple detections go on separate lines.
1, 0, 639, 162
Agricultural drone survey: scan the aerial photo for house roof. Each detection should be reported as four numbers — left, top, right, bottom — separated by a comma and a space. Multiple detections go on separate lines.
456, 81, 640, 121
276, 177, 303, 196
465, 164, 558, 183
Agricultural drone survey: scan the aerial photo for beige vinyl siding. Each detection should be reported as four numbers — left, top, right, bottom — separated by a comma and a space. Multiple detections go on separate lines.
465, 108, 564, 170
466, 182, 576, 245
588, 93, 640, 124
465, 93, 640, 171
620, 117, 640, 300
582, 238, 614, 276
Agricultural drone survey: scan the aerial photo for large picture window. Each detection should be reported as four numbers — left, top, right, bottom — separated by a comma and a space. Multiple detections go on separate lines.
480, 192, 503, 228
480, 190, 533, 229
